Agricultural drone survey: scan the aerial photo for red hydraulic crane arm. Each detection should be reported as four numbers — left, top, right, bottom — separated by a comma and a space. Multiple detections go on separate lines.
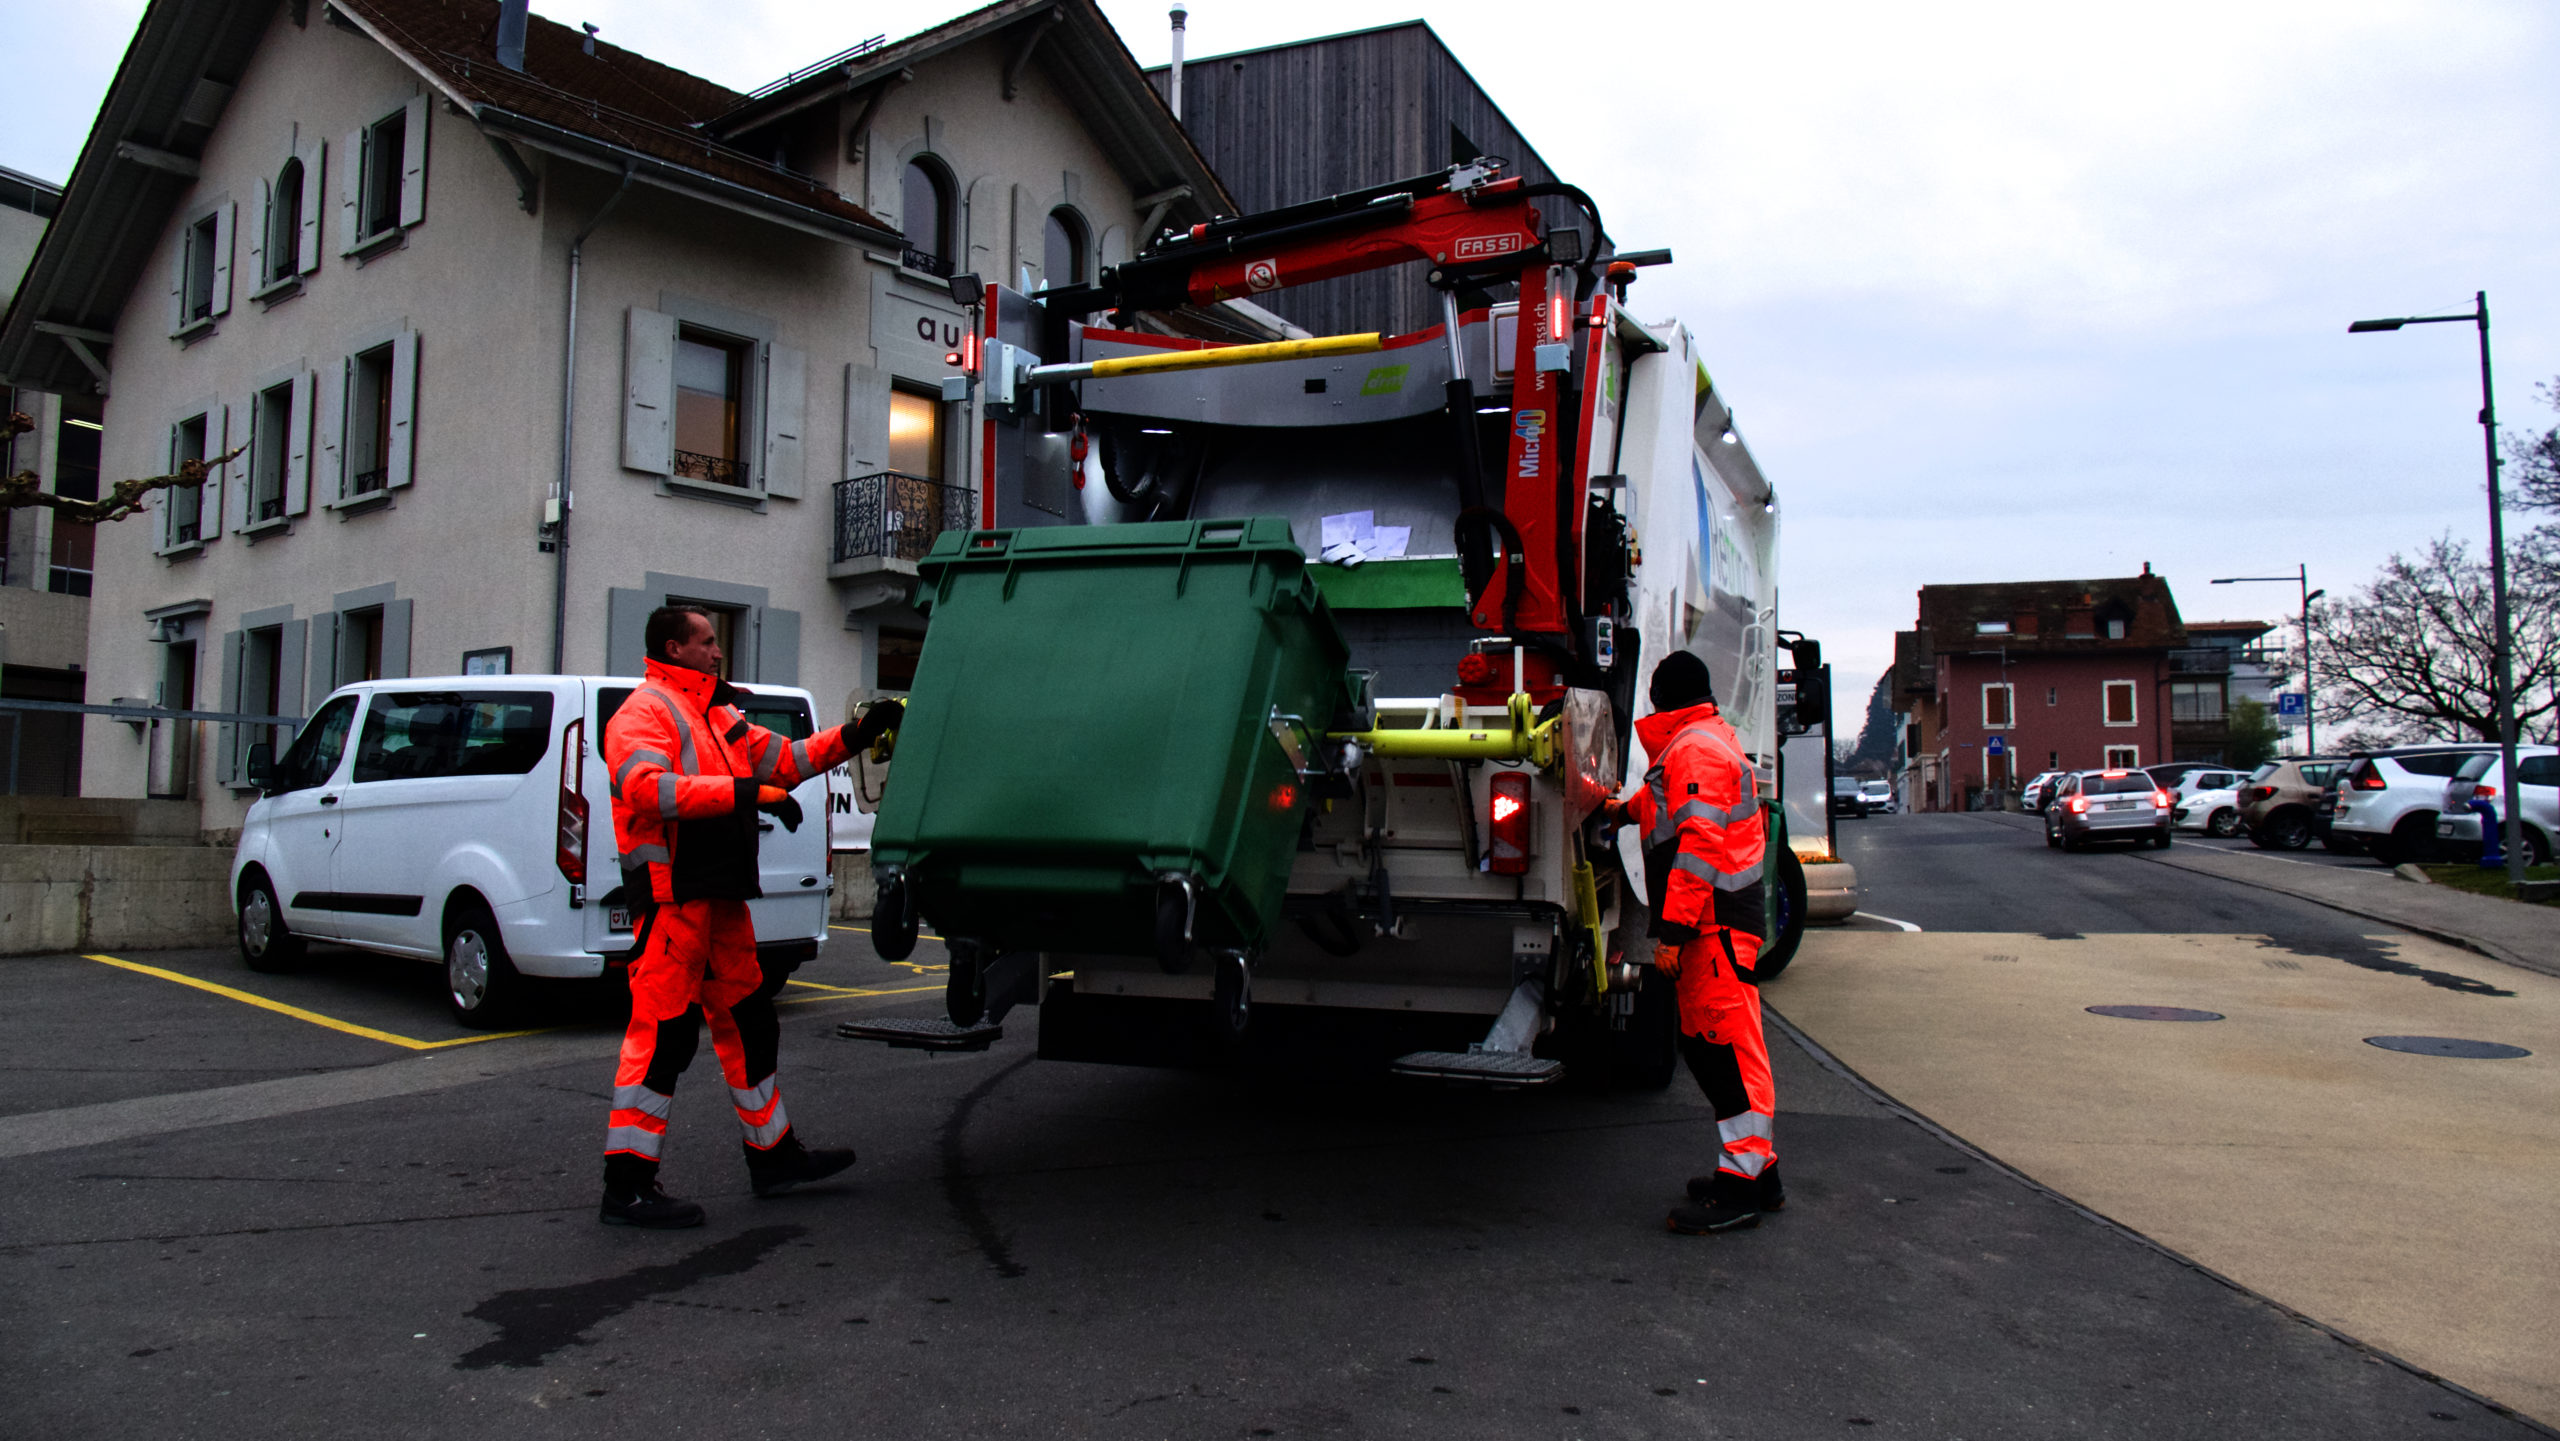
1173, 186, 1546, 306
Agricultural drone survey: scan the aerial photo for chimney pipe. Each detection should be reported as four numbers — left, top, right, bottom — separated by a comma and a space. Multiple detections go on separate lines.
496, 0, 529, 71
1168, 4, 1187, 121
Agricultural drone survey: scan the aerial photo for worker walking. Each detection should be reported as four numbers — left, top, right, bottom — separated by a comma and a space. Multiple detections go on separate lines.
597, 605, 899, 1228
1607, 651, 1782, 1234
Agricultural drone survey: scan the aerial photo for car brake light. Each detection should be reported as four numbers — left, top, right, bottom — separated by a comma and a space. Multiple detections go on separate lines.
2474, 785, 2499, 801
2068, 796, 2088, 814
2352, 769, 2386, 790
557, 717, 589, 886
2101, 770, 2127, 778
1487, 772, 1531, 875
2152, 790, 2171, 808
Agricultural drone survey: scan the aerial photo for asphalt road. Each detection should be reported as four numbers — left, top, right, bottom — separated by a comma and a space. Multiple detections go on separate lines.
3, 844, 2542, 1439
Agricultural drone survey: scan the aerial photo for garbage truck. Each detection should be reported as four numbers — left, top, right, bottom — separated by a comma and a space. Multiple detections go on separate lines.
843, 160, 1853, 1085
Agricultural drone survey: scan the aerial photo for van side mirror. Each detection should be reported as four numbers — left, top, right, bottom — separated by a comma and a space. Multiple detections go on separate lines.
244, 742, 277, 791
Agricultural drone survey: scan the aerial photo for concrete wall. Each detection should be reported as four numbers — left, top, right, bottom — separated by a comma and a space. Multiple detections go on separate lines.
0, 796, 208, 845
0, 843, 232, 955
0, 582, 89, 671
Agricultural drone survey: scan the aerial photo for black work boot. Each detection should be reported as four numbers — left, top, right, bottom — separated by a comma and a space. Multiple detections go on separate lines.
1666, 1171, 1761, 1234
1688, 1162, 1784, 1211
746, 1135, 857, 1198
600, 1178, 706, 1229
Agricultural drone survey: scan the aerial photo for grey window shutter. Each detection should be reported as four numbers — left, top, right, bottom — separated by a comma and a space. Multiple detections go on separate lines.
380, 599, 414, 679
398, 95, 428, 229
605, 587, 652, 676
210, 201, 235, 316
387, 329, 419, 487
307, 611, 340, 699
285, 369, 313, 515
320, 356, 347, 500
762, 341, 806, 499
758, 607, 800, 686
296, 136, 325, 274
200, 399, 225, 543
622, 308, 675, 475
277, 620, 308, 722
160, 423, 178, 550
218, 629, 246, 786
168, 224, 188, 334
248, 178, 270, 288
338, 128, 363, 253
843, 364, 888, 477
223, 400, 249, 534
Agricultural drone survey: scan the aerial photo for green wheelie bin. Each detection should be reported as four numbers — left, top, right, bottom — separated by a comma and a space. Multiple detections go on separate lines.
869, 517, 1352, 972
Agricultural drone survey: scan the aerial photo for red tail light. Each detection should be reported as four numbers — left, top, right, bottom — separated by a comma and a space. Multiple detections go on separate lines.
2242, 786, 2273, 803
1487, 772, 1531, 875
2352, 769, 2386, 790
557, 717, 589, 886
2152, 790, 2171, 808
2068, 796, 2088, 814
2474, 785, 2499, 801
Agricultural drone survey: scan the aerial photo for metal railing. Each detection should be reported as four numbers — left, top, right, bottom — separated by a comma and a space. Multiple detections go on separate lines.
2167, 648, 2231, 675
674, 450, 752, 489
351, 466, 387, 495
834, 471, 974, 565
901, 247, 954, 279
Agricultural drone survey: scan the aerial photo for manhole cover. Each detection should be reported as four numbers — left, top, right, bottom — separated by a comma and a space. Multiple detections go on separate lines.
2087, 1005, 2224, 1022
2364, 1035, 2531, 1059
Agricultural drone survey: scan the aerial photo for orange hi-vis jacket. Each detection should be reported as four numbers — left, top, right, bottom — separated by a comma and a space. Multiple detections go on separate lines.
1624, 700, 1767, 942
604, 659, 851, 906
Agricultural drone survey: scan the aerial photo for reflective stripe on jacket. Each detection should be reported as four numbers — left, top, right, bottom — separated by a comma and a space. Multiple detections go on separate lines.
603, 659, 852, 904
1624, 699, 1767, 941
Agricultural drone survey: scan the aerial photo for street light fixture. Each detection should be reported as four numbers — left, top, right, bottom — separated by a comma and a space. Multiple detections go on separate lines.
2212, 566, 2319, 756
2348, 290, 2524, 884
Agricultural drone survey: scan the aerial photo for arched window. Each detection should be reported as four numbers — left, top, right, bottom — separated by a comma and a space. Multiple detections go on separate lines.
1042, 207, 1087, 289
901, 157, 953, 277
268, 157, 304, 283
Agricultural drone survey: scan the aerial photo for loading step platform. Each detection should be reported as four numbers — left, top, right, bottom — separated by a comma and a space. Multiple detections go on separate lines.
1389, 1050, 1563, 1087
837, 1017, 1005, 1052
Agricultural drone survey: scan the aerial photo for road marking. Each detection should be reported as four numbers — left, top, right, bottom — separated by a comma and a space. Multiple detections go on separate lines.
783, 979, 941, 998
83, 955, 547, 1051
827, 923, 945, 943
1853, 911, 1923, 932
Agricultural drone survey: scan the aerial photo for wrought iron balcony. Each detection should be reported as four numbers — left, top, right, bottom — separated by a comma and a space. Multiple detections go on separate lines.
674, 450, 752, 489
901, 247, 954, 279
834, 471, 974, 568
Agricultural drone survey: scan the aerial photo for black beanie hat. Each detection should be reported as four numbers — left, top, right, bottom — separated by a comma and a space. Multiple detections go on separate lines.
1649, 651, 1715, 711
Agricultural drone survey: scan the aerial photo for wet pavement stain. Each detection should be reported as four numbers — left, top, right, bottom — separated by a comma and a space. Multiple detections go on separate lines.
453, 1224, 804, 1369
2257, 936, 2515, 997
941, 1053, 1035, 1280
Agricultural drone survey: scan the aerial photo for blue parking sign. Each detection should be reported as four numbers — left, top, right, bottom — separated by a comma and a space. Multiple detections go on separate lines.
2276, 692, 2306, 717
1987, 735, 2006, 757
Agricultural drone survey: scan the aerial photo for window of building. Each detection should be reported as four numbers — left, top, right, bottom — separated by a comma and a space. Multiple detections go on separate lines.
2106, 617, 2127, 640
2170, 680, 2225, 722
2103, 680, 2137, 726
266, 158, 303, 285
888, 383, 943, 481
344, 607, 385, 683
168, 412, 209, 547
184, 214, 220, 322
2104, 745, 2140, 769
1043, 207, 1086, 289
347, 342, 395, 495
245, 624, 287, 777
252, 381, 294, 522
901, 157, 953, 276
361, 107, 406, 242
673, 329, 753, 488
2065, 609, 2094, 639
2047, 686, 2058, 706
1974, 620, 2009, 635
48, 400, 101, 595
1982, 682, 2013, 728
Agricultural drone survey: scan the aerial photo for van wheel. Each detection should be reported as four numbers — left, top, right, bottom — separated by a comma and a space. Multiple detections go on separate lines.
238, 873, 306, 974
445, 901, 524, 1029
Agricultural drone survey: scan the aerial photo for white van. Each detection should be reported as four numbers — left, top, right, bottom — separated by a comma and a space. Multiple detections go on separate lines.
231, 676, 835, 1026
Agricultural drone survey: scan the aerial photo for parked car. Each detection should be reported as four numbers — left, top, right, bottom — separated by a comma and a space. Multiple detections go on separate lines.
1858, 779, 1895, 814
2312, 768, 2362, 852
2238, 757, 2347, 850
232, 675, 836, 1027
2144, 761, 2218, 792
2172, 785, 2246, 837
2327, 745, 2502, 865
2020, 771, 2066, 813
1831, 775, 1867, 818
2432, 746, 2559, 866
2045, 769, 2173, 851
2159, 766, 2248, 803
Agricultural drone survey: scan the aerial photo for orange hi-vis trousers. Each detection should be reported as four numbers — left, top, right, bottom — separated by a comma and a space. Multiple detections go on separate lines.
1674, 926, 1776, 1183
603, 898, 791, 1181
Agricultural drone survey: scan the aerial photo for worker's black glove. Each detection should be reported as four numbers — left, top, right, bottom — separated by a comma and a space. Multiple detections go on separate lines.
846, 699, 904, 754
759, 788, 804, 833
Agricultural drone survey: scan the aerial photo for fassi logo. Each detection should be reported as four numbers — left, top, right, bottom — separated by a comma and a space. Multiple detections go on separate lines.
1513, 409, 1546, 477
1454, 233, 1523, 259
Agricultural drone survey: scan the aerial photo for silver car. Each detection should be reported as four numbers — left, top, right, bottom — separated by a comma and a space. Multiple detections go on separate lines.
2433, 747, 2558, 867
2044, 769, 2173, 851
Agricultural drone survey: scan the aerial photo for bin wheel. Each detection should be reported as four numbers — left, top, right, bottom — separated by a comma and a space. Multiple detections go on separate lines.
1213, 951, 1252, 1038
947, 942, 987, 1028
1155, 876, 1196, 975
874, 873, 919, 961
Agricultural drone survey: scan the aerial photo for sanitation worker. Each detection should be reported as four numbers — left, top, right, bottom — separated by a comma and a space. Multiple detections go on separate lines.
1602, 650, 1782, 1233
596, 605, 901, 1228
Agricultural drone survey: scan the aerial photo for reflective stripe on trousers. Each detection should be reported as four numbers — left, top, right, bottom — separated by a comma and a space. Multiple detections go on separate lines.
1673, 927, 1776, 1181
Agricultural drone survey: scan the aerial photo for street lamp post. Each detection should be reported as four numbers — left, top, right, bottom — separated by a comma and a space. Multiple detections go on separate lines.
2211, 567, 2322, 756
2350, 290, 2525, 884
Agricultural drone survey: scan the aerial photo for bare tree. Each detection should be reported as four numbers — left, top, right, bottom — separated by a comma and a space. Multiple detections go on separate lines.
1, 410, 239, 524
2510, 376, 2560, 514
2304, 527, 2560, 744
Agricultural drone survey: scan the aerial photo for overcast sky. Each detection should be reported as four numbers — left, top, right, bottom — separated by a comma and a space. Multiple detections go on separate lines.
9, 1, 2557, 705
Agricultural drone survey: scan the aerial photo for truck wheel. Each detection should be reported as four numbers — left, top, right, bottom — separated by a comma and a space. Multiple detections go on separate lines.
873, 873, 919, 961
237, 872, 306, 974
1753, 847, 1808, 982
946, 942, 986, 1027
446, 900, 525, 1029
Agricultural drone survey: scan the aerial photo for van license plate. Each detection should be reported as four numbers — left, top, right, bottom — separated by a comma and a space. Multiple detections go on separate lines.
607, 906, 635, 933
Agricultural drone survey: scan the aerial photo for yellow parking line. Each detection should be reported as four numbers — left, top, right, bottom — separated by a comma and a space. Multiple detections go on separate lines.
828, 923, 943, 941
83, 954, 549, 1051
783, 979, 943, 998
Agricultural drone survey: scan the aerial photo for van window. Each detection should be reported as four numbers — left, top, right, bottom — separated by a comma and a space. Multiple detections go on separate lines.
352, 690, 555, 782
273, 694, 359, 792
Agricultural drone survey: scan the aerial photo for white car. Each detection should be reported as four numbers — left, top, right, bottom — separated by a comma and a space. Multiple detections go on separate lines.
2167, 767, 2249, 804
2328, 745, 2502, 865
1858, 780, 1894, 814
2172, 786, 2246, 837
2433, 746, 2558, 867
232, 675, 836, 1027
